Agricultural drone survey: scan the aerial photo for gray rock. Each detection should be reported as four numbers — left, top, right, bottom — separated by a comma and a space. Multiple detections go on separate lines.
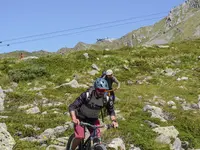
39, 128, 55, 140
108, 138, 126, 150
123, 64, 129, 70
171, 138, 182, 150
155, 134, 171, 144
0, 86, 5, 112
26, 106, 40, 114
163, 68, 177, 76
0, 126, 16, 150
88, 70, 99, 76
55, 79, 88, 88
83, 53, 89, 59
127, 80, 134, 85
153, 126, 179, 139
91, 64, 100, 71
0, 116, 8, 119
167, 101, 176, 106
143, 105, 168, 122
144, 120, 159, 128
20, 137, 37, 142
19, 104, 33, 110
177, 76, 188, 81
129, 144, 141, 150
22, 56, 38, 60
0, 123, 7, 130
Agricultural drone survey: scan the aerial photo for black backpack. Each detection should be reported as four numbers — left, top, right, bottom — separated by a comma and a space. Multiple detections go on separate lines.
86, 86, 109, 122
100, 70, 106, 78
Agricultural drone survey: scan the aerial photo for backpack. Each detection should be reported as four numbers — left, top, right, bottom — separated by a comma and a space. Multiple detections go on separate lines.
100, 70, 106, 78
86, 86, 110, 122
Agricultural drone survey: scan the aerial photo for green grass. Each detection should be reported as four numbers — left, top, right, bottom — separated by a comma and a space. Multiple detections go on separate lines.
1, 39, 200, 149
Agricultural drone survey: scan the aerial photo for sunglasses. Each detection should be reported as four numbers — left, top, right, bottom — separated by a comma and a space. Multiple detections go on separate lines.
96, 88, 106, 93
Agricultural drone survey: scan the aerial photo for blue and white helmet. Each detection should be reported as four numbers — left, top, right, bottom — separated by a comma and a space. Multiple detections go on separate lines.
94, 78, 109, 90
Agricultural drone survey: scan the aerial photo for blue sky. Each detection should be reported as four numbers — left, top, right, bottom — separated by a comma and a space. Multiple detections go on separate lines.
0, 0, 185, 53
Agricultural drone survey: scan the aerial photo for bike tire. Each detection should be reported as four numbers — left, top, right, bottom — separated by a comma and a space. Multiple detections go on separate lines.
66, 133, 82, 150
94, 144, 107, 150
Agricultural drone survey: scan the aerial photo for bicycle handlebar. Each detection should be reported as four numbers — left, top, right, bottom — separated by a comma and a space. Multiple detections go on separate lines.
80, 122, 113, 129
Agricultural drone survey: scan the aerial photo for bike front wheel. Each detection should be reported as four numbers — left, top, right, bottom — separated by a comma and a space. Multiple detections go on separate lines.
66, 133, 82, 150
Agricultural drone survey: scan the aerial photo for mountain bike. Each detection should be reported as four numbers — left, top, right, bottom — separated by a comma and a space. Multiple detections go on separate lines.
66, 121, 113, 150
105, 89, 117, 101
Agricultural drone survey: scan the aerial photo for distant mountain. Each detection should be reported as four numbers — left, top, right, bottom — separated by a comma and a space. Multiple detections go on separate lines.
2, 0, 200, 56
0, 50, 51, 58
57, 0, 200, 53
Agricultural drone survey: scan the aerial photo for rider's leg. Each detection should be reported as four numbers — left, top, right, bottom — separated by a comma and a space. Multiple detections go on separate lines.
71, 138, 82, 150
72, 123, 85, 150
110, 91, 115, 102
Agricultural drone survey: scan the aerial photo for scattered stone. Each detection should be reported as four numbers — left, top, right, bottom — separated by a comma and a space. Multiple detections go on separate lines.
22, 56, 38, 60
155, 134, 171, 144
29, 85, 47, 91
0, 116, 8, 119
108, 138, 126, 150
153, 126, 179, 139
19, 104, 33, 109
0, 86, 5, 112
143, 105, 170, 122
91, 64, 100, 71
144, 120, 159, 128
55, 79, 88, 88
83, 53, 89, 59
123, 64, 129, 70
88, 70, 99, 76
162, 68, 180, 76
129, 144, 141, 150
0, 126, 16, 150
170, 137, 182, 150
167, 101, 176, 107
26, 106, 40, 114
127, 80, 134, 85
158, 45, 169, 48
177, 77, 188, 81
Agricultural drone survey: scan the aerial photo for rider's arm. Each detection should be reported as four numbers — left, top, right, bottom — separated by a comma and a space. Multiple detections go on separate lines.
68, 92, 87, 116
112, 76, 120, 90
107, 100, 118, 127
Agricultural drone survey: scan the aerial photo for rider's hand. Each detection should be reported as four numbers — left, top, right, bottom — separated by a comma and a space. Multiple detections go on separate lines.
72, 117, 80, 125
112, 120, 118, 128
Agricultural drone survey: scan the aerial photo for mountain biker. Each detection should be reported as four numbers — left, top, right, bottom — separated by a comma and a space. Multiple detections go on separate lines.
68, 78, 118, 150
101, 69, 120, 102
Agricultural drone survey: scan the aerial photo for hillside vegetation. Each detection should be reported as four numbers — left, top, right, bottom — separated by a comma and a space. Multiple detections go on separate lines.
1, 39, 200, 150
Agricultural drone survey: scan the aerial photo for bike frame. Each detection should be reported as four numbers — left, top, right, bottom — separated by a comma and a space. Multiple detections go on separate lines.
78, 122, 111, 150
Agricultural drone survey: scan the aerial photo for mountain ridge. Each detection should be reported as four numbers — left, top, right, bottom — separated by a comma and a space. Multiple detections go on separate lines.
1, 0, 200, 56
57, 0, 200, 53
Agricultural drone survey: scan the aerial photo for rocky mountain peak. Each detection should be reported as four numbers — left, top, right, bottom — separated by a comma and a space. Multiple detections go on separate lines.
74, 42, 90, 50
165, 0, 200, 30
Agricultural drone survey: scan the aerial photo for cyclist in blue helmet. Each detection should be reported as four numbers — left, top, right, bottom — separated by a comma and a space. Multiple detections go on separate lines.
69, 78, 118, 150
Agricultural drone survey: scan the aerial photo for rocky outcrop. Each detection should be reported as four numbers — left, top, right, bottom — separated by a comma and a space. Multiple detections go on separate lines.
0, 86, 5, 112
0, 124, 16, 150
